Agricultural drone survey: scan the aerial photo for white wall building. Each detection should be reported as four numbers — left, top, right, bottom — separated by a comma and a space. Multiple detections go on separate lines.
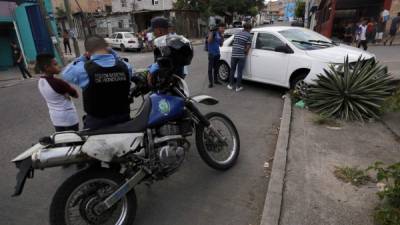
112, 0, 175, 13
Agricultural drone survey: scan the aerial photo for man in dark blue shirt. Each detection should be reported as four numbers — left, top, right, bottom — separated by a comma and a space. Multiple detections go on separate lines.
207, 23, 225, 88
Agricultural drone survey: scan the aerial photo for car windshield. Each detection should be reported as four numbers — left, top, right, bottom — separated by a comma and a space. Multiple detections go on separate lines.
124, 33, 134, 38
279, 29, 336, 50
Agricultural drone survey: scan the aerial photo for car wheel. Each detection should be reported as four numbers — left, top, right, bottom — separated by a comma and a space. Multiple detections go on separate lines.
217, 62, 230, 82
120, 44, 126, 52
290, 74, 308, 98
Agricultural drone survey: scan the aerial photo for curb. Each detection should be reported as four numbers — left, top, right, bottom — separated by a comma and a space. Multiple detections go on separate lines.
381, 119, 400, 140
260, 94, 292, 225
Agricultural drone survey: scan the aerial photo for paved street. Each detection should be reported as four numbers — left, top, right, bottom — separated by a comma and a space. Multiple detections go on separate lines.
368, 45, 400, 79
0, 45, 284, 225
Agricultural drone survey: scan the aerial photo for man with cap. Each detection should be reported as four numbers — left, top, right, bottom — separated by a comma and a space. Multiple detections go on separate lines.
62, 35, 134, 130
148, 17, 188, 79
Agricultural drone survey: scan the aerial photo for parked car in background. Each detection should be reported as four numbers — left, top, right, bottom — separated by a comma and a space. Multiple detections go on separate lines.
278, 17, 285, 22
232, 21, 243, 28
217, 26, 375, 95
291, 19, 304, 27
105, 32, 142, 52
223, 28, 243, 39
263, 18, 272, 24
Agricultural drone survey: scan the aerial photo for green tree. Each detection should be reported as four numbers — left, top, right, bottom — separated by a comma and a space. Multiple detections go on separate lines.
295, 0, 306, 18
174, 0, 264, 18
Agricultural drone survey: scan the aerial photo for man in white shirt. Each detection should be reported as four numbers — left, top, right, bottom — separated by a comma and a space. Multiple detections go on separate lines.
357, 20, 368, 51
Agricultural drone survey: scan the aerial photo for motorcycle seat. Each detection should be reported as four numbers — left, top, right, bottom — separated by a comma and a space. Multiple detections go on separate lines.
81, 99, 151, 136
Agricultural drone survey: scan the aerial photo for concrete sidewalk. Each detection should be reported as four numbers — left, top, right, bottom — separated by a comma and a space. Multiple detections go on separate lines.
279, 108, 400, 225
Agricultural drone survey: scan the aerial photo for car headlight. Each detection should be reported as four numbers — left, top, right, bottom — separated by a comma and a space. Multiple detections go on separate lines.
330, 63, 344, 72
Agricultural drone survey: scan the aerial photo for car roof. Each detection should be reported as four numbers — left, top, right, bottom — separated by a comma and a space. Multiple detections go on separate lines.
251, 26, 303, 33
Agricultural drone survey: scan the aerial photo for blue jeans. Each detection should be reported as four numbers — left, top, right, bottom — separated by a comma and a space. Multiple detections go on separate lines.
229, 57, 246, 88
208, 53, 220, 85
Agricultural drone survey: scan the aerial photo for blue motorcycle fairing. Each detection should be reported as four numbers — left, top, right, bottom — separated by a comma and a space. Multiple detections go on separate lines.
148, 93, 185, 127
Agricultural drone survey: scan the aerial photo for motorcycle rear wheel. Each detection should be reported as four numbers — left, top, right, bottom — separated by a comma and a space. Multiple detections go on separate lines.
49, 168, 137, 225
196, 112, 240, 170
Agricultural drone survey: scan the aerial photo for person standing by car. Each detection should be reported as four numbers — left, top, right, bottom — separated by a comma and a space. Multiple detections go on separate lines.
384, 12, 400, 46
62, 35, 133, 130
207, 23, 225, 88
227, 23, 252, 92
357, 20, 368, 50
11, 41, 32, 80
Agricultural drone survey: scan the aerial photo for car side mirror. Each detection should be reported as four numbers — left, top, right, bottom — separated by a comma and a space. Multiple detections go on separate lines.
275, 44, 293, 54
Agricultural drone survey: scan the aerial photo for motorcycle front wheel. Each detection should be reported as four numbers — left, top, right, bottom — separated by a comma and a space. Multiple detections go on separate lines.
196, 112, 240, 170
49, 168, 137, 225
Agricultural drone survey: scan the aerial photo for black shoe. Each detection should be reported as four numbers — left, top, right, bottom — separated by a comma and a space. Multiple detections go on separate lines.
214, 81, 222, 85
208, 84, 213, 88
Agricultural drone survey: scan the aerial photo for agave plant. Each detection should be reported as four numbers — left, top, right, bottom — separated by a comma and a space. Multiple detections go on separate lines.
305, 56, 394, 121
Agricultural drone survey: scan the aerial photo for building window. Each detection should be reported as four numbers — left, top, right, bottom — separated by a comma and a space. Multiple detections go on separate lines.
105, 5, 112, 13
118, 20, 123, 28
152, 0, 159, 5
121, 0, 127, 7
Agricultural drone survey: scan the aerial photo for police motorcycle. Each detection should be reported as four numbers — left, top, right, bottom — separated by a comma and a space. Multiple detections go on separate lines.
11, 35, 240, 225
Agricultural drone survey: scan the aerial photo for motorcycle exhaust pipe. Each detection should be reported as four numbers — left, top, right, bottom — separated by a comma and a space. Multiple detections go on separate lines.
31, 146, 92, 169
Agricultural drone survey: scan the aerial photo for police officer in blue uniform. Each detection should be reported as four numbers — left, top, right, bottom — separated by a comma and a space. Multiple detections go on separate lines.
148, 17, 189, 80
62, 35, 134, 130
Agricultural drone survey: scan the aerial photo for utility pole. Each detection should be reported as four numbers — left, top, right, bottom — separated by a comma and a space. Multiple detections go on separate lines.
64, 0, 81, 56
37, 0, 66, 65
304, 0, 310, 28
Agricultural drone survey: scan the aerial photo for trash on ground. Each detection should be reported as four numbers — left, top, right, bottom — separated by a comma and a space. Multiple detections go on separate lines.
295, 100, 305, 109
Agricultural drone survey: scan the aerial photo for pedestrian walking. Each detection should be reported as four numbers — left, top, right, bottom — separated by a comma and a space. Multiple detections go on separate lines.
384, 12, 400, 46
146, 31, 154, 50
366, 18, 376, 43
227, 23, 252, 92
357, 20, 368, 50
343, 22, 353, 45
207, 23, 225, 88
63, 30, 72, 55
376, 17, 385, 43
36, 53, 79, 132
10, 40, 32, 79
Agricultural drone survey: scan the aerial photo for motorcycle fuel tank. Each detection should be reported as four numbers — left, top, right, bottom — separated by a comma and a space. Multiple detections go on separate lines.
148, 93, 184, 127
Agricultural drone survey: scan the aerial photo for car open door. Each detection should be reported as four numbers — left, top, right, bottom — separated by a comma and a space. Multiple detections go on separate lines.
116, 33, 123, 48
250, 32, 289, 86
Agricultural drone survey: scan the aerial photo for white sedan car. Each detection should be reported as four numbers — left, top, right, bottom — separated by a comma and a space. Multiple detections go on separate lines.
218, 26, 375, 92
106, 32, 141, 52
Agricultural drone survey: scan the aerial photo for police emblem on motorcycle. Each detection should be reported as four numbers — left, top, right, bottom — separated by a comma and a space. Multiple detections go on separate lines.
158, 99, 170, 115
